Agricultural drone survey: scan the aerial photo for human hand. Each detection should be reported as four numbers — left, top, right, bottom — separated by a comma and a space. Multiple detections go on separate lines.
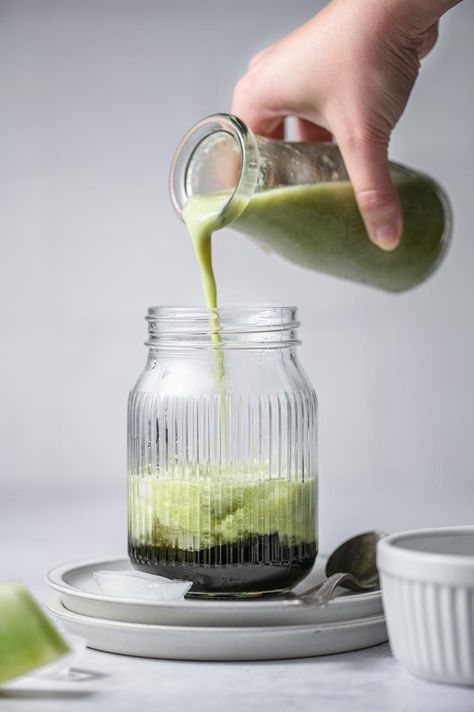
232, 0, 460, 250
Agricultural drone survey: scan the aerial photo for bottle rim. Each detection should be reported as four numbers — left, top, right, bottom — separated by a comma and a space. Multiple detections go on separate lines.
168, 113, 259, 228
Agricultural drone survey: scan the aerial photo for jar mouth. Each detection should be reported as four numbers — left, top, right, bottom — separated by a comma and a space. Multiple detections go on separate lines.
168, 113, 259, 229
146, 305, 301, 349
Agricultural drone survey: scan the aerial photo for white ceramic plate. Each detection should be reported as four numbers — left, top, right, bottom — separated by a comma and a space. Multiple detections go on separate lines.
46, 555, 383, 627
47, 595, 387, 661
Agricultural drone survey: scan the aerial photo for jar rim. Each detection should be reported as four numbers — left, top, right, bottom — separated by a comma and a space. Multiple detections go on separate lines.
145, 304, 301, 348
147, 303, 297, 315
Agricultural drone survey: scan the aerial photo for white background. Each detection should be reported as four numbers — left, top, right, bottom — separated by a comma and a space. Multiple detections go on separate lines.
1, 0, 473, 552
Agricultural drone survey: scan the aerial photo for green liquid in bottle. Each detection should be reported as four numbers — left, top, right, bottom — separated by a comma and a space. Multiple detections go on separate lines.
184, 169, 449, 296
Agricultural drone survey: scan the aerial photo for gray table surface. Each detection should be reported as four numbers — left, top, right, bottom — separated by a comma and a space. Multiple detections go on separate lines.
1, 487, 474, 712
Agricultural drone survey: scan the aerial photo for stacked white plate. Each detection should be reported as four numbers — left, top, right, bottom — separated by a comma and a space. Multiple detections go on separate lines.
46, 555, 387, 661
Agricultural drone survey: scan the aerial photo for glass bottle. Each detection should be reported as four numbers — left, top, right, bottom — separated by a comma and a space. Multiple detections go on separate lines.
128, 306, 318, 597
169, 113, 451, 292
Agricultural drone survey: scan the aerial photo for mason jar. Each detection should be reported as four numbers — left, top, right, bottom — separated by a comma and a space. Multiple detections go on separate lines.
169, 113, 451, 292
128, 306, 318, 597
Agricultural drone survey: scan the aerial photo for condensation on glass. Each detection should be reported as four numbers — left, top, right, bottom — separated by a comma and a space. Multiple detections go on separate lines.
128, 306, 318, 596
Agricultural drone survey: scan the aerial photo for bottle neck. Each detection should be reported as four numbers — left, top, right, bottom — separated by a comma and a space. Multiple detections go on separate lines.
169, 113, 259, 229
145, 306, 300, 351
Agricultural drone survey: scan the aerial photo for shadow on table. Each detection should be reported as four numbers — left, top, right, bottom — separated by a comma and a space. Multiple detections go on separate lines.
0, 666, 107, 699
183, 641, 392, 668
273, 642, 392, 668
0, 689, 95, 700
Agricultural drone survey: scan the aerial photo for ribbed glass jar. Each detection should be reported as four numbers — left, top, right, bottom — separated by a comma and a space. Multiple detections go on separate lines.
128, 306, 318, 597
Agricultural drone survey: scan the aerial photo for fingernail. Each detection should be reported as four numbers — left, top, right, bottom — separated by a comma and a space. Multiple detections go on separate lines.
372, 222, 401, 251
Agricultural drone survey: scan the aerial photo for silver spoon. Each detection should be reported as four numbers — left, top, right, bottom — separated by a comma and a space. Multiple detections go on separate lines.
297, 530, 387, 606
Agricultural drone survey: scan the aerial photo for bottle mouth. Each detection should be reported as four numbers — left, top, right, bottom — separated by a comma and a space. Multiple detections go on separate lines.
169, 113, 259, 228
146, 305, 301, 349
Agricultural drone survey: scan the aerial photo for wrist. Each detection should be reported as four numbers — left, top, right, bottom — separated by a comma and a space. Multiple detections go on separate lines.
404, 0, 462, 19
380, 0, 461, 28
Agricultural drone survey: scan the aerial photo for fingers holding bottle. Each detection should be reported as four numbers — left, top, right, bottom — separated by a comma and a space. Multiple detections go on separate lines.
332, 122, 402, 251
230, 0, 458, 252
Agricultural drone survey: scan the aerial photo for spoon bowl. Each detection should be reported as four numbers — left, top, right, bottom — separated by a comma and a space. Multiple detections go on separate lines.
295, 530, 387, 606
325, 530, 387, 591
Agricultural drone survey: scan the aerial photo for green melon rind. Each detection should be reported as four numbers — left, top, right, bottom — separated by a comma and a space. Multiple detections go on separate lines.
0, 581, 70, 684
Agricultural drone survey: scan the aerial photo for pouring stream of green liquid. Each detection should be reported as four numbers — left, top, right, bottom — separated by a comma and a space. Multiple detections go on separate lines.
182, 192, 225, 312
182, 193, 228, 422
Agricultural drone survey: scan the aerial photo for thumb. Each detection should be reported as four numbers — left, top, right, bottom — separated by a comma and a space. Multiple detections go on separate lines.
336, 129, 402, 251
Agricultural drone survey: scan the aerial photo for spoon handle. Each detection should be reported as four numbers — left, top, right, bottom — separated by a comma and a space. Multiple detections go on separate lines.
300, 573, 358, 607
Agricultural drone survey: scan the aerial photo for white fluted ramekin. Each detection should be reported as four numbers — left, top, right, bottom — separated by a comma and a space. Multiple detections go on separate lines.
377, 526, 474, 686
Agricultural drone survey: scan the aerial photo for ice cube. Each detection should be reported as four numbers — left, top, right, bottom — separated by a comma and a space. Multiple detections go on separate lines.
93, 570, 193, 601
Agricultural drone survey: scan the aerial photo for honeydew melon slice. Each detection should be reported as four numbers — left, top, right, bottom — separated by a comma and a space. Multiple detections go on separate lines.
0, 581, 70, 684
